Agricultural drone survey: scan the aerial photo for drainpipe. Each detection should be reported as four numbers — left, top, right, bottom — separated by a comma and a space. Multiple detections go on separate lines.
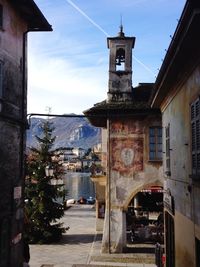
20, 30, 29, 197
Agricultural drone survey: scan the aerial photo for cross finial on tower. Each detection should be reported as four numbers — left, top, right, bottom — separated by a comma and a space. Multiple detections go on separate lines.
118, 14, 125, 37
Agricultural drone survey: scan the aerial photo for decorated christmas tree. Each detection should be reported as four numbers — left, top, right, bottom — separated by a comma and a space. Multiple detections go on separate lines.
25, 119, 66, 244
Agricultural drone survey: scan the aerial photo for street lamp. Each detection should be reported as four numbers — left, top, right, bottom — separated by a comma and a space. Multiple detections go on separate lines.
45, 165, 63, 185
45, 165, 57, 185
45, 165, 54, 177
45, 165, 65, 203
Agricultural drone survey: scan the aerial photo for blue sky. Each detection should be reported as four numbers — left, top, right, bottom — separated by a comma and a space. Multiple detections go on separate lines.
28, 0, 186, 115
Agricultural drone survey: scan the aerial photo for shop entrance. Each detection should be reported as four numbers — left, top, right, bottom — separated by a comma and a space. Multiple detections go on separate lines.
126, 186, 164, 248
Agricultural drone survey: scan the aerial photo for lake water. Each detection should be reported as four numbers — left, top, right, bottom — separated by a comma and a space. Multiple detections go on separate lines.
63, 172, 95, 201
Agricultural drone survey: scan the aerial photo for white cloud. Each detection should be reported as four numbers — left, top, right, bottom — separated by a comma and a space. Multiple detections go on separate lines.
28, 0, 186, 115
28, 52, 107, 114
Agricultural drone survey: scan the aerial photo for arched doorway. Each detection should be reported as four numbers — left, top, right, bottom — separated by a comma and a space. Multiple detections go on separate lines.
126, 186, 164, 251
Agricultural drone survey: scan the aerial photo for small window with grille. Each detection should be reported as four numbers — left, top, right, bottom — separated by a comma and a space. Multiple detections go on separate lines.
149, 127, 162, 161
191, 97, 200, 177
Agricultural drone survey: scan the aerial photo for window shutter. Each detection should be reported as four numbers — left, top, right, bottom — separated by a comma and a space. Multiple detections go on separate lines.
165, 124, 171, 175
191, 98, 200, 177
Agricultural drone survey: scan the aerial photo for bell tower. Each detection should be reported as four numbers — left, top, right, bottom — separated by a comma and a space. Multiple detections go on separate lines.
107, 26, 135, 102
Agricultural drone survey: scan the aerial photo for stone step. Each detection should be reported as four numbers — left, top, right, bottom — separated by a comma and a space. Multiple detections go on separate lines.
90, 253, 155, 264
73, 265, 126, 267
73, 263, 156, 267
74, 266, 134, 267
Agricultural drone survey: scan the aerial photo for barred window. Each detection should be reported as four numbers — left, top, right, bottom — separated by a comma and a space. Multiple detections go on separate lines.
191, 98, 200, 177
149, 127, 162, 161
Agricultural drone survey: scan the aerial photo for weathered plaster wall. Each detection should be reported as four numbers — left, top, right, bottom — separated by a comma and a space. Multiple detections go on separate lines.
0, 1, 27, 266
162, 65, 200, 219
108, 39, 133, 72
175, 211, 195, 267
161, 65, 200, 267
110, 116, 162, 193
0, 0, 27, 115
102, 115, 163, 253
107, 37, 134, 102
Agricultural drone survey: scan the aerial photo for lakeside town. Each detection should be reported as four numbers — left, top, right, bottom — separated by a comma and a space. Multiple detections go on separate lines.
1, 1, 200, 267
57, 145, 102, 173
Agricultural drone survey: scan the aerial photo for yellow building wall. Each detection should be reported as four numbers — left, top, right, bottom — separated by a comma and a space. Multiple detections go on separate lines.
161, 65, 200, 266
175, 211, 195, 267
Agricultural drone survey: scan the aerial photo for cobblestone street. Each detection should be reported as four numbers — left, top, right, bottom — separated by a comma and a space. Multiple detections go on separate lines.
29, 205, 156, 267
29, 205, 96, 267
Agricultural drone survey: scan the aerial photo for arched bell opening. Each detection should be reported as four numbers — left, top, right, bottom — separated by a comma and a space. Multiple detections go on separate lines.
115, 47, 125, 71
126, 185, 164, 252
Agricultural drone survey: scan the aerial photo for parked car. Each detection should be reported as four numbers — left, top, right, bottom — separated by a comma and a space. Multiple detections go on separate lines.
87, 196, 95, 204
78, 196, 87, 204
66, 199, 76, 205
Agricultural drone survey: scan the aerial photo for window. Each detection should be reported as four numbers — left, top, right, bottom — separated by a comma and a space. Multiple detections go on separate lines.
191, 98, 200, 177
149, 127, 162, 161
165, 124, 171, 175
0, 4, 3, 28
116, 48, 125, 71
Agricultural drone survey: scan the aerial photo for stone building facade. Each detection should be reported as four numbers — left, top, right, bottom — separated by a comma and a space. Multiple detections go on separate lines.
84, 27, 163, 253
152, 1, 200, 266
0, 1, 52, 266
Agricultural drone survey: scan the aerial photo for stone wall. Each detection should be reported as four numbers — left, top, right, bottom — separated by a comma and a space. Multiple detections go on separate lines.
0, 1, 27, 266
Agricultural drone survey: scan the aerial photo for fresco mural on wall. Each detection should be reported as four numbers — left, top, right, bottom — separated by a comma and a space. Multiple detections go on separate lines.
111, 120, 143, 135
111, 137, 143, 175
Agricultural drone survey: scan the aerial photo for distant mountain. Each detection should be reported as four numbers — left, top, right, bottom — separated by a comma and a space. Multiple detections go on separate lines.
26, 116, 101, 150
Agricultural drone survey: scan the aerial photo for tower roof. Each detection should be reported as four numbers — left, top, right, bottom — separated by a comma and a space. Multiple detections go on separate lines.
83, 83, 159, 128
118, 23, 125, 37
107, 34, 135, 48
107, 24, 135, 48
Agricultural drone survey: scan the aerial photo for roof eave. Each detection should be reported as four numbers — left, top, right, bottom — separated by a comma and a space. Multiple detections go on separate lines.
10, 0, 52, 32
84, 103, 160, 128
152, 1, 200, 108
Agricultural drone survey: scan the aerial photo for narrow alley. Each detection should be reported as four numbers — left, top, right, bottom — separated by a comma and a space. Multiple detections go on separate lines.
29, 204, 156, 267
29, 205, 96, 267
